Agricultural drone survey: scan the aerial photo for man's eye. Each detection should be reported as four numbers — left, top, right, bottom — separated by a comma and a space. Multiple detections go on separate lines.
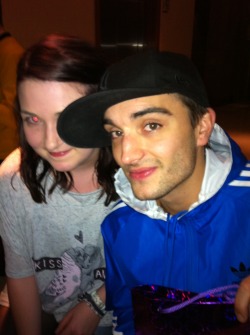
144, 123, 161, 131
110, 130, 123, 139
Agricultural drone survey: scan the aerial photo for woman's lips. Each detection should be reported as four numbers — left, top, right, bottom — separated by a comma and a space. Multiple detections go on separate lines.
49, 150, 71, 158
129, 167, 156, 180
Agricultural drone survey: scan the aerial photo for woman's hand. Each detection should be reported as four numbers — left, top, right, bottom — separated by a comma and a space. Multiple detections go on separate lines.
235, 276, 250, 323
55, 301, 101, 335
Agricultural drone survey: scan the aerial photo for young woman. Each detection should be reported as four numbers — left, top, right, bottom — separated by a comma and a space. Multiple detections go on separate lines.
0, 34, 118, 335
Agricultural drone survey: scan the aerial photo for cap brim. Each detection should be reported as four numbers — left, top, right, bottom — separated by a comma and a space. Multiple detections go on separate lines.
57, 87, 167, 148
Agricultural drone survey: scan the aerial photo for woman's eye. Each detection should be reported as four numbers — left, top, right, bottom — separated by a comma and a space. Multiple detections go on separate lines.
24, 115, 40, 124
31, 116, 39, 123
144, 123, 161, 131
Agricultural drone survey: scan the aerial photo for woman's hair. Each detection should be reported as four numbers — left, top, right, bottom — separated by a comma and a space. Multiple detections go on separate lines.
15, 33, 118, 205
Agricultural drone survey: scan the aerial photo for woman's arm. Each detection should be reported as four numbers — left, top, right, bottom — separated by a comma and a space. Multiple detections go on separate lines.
55, 285, 106, 335
7, 275, 42, 335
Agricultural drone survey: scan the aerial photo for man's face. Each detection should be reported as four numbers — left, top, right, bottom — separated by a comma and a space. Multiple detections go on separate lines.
104, 94, 208, 209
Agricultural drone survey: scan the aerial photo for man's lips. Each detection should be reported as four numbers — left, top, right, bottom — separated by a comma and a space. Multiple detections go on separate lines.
128, 167, 156, 180
49, 150, 71, 158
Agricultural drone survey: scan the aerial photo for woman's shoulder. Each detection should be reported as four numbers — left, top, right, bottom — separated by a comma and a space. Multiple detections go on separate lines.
0, 148, 21, 179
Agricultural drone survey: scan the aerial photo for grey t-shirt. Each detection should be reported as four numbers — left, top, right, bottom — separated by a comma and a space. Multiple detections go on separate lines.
0, 149, 114, 326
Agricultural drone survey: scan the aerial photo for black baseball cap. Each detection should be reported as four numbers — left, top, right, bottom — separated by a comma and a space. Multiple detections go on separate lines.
57, 50, 209, 148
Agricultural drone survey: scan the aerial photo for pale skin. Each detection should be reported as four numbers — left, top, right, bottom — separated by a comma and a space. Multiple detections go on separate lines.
104, 93, 250, 322
7, 80, 105, 335
104, 93, 214, 214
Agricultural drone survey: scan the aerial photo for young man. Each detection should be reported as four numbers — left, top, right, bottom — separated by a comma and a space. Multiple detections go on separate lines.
58, 50, 250, 335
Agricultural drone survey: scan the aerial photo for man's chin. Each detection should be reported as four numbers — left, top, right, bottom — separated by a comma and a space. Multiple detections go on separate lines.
131, 188, 155, 201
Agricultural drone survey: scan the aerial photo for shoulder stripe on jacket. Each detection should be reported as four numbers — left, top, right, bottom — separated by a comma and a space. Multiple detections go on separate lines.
229, 162, 250, 187
109, 200, 127, 214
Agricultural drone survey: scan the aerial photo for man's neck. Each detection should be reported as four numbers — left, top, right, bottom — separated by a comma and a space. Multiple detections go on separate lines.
157, 148, 206, 215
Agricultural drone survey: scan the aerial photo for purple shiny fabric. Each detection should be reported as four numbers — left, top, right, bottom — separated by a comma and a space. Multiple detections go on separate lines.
131, 285, 250, 335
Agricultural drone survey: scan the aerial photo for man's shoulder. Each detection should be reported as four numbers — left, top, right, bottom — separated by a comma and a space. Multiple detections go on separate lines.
104, 200, 136, 218
102, 199, 154, 235
102, 200, 133, 225
227, 161, 250, 190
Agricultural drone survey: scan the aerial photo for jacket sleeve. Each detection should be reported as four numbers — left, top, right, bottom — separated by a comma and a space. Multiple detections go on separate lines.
101, 212, 136, 335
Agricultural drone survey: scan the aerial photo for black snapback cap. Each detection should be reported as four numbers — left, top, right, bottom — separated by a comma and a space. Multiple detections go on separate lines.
57, 50, 209, 148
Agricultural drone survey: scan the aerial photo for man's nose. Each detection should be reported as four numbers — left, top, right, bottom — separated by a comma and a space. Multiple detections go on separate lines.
120, 135, 144, 165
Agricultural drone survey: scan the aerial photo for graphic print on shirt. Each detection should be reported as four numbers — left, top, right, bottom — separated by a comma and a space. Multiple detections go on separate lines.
34, 232, 105, 311
231, 262, 250, 281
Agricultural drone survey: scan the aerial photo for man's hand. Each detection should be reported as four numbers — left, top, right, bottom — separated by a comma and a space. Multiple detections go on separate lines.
235, 276, 250, 323
55, 301, 101, 335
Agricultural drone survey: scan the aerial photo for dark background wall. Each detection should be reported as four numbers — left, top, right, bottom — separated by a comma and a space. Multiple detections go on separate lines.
2, 0, 96, 46
2, 0, 195, 54
192, 0, 250, 106
2, 0, 250, 107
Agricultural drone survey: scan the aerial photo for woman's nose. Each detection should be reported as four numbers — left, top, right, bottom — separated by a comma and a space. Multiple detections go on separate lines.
45, 123, 61, 150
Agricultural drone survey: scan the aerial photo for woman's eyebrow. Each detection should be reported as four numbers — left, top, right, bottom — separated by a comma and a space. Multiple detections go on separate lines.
20, 110, 33, 115
20, 110, 62, 116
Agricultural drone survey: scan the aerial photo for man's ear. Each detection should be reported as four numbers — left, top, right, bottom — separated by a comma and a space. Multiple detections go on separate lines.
196, 108, 216, 147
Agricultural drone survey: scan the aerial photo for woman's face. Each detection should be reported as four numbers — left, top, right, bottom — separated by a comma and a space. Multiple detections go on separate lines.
18, 80, 100, 175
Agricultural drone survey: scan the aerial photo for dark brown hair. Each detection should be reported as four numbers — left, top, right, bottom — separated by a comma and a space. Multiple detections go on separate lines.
176, 93, 211, 149
176, 93, 208, 128
15, 33, 118, 205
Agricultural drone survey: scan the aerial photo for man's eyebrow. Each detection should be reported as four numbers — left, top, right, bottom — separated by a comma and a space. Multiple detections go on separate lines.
103, 107, 171, 126
133, 107, 171, 118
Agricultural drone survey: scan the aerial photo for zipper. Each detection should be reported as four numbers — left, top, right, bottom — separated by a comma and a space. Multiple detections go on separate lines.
163, 213, 177, 285
184, 218, 199, 291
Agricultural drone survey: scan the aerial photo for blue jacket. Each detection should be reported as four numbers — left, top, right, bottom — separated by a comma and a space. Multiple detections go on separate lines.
101, 124, 250, 334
